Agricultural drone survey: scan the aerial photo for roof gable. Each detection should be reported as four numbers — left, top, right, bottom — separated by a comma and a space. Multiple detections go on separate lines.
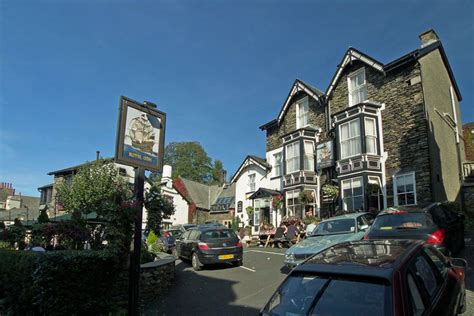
326, 48, 384, 97
230, 155, 270, 183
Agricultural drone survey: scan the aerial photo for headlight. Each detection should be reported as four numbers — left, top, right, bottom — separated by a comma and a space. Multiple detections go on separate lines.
285, 253, 295, 262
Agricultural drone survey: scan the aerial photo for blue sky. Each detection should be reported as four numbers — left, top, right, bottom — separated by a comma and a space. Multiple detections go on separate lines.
1, 0, 473, 196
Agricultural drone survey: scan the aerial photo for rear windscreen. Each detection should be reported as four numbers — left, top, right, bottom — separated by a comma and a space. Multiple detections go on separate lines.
201, 230, 237, 241
372, 213, 435, 231
265, 274, 387, 316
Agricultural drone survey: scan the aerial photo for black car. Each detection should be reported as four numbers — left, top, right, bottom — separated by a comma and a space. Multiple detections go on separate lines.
262, 240, 466, 316
175, 226, 243, 271
365, 203, 465, 255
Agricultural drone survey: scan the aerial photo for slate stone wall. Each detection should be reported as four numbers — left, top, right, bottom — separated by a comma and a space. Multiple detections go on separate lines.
329, 60, 432, 206
266, 91, 327, 152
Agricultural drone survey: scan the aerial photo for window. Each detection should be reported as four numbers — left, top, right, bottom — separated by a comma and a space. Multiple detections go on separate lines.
286, 142, 300, 174
254, 199, 262, 226
273, 152, 282, 177
412, 255, 438, 297
365, 117, 377, 154
394, 172, 417, 206
342, 177, 364, 211
286, 190, 301, 217
248, 174, 256, 192
423, 246, 448, 279
296, 97, 309, 128
407, 273, 425, 316
339, 119, 361, 159
237, 201, 243, 213
303, 141, 315, 171
348, 68, 368, 106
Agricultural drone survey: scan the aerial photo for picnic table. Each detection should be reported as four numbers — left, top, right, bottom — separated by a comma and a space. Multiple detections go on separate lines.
259, 228, 277, 247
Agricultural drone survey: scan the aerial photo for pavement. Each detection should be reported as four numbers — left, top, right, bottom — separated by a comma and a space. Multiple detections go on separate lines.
459, 234, 474, 315
145, 247, 287, 316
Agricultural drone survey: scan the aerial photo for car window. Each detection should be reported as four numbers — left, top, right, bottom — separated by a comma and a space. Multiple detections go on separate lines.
423, 246, 448, 279
412, 255, 438, 297
372, 213, 435, 231
201, 229, 237, 241
407, 273, 425, 316
363, 214, 375, 225
181, 231, 191, 240
356, 217, 366, 230
189, 230, 200, 240
312, 218, 356, 235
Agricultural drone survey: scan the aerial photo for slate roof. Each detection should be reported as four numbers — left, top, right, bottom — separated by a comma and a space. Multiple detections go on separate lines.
212, 183, 236, 208
177, 178, 236, 210
37, 183, 54, 190
230, 155, 271, 183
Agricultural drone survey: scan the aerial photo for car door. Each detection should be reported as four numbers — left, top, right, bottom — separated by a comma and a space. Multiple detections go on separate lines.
177, 231, 191, 259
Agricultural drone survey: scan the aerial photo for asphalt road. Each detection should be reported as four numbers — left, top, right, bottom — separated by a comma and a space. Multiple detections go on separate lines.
145, 247, 288, 316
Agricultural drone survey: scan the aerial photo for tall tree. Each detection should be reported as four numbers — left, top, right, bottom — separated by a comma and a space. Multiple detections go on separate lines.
210, 160, 225, 185
164, 142, 213, 183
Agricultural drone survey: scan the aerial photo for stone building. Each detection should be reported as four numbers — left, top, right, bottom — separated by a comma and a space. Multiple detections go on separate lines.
260, 29, 467, 217
463, 122, 474, 161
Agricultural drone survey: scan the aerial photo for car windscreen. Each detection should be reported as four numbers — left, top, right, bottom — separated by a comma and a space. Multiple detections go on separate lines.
200, 229, 238, 241
264, 274, 386, 316
371, 212, 435, 231
167, 230, 182, 237
311, 218, 355, 236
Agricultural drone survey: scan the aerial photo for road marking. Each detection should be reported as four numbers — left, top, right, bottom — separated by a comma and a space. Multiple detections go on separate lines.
239, 266, 256, 272
245, 250, 285, 256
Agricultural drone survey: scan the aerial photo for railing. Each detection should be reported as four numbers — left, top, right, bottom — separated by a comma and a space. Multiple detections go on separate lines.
463, 162, 474, 179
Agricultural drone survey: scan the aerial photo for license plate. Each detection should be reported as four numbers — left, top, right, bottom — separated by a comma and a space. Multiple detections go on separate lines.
218, 254, 234, 260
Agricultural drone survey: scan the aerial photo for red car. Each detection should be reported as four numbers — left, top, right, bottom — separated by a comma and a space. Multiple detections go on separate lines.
261, 240, 466, 315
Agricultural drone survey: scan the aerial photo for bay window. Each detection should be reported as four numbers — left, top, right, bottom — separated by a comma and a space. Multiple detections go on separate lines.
348, 68, 368, 106
394, 172, 417, 206
286, 142, 300, 174
303, 140, 315, 171
342, 177, 364, 211
297, 97, 309, 128
365, 117, 377, 154
340, 119, 361, 159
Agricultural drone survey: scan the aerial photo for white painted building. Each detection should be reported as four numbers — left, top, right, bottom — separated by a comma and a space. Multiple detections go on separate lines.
158, 165, 189, 228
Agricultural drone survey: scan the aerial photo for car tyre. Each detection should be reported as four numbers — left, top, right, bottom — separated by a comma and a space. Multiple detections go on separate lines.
192, 252, 203, 271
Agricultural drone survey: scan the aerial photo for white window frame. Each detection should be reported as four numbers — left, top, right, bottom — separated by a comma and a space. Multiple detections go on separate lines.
303, 140, 315, 171
364, 117, 378, 155
286, 190, 301, 217
296, 97, 309, 129
285, 141, 300, 174
393, 172, 417, 206
339, 118, 361, 159
248, 173, 256, 192
341, 177, 364, 211
273, 152, 282, 177
348, 68, 368, 106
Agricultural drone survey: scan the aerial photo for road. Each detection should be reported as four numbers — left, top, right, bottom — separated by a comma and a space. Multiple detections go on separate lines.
459, 234, 474, 315
145, 247, 287, 316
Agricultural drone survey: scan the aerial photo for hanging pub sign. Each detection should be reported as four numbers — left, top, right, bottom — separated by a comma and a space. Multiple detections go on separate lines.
316, 140, 334, 170
115, 96, 166, 172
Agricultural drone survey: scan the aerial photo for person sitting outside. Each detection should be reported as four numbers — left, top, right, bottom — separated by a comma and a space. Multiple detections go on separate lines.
305, 219, 319, 236
286, 222, 299, 244
272, 223, 289, 248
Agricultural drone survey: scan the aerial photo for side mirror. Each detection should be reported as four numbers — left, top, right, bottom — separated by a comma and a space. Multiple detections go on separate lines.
449, 258, 468, 268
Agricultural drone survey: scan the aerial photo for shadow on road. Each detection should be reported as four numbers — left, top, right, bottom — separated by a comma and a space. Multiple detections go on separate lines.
143, 261, 261, 316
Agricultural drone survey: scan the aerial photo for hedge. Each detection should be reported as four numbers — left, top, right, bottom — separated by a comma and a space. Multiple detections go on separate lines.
0, 249, 124, 315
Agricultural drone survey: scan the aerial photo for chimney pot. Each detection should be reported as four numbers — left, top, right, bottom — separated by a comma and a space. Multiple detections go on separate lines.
419, 29, 439, 48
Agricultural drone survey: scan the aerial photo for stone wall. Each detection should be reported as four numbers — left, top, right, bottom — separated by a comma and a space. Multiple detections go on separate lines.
329, 60, 432, 206
266, 91, 327, 152
463, 185, 474, 213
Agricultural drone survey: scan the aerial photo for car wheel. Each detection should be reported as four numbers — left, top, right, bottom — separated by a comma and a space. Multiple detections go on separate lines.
192, 252, 203, 271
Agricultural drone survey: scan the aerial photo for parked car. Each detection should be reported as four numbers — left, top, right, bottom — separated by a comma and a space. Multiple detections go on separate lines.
284, 212, 374, 268
171, 223, 198, 233
262, 240, 466, 316
365, 203, 465, 255
175, 226, 243, 271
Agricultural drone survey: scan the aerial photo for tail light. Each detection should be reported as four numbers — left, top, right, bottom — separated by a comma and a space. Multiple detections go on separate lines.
162, 230, 170, 238
426, 229, 445, 245
363, 235, 369, 240
198, 242, 210, 250
236, 240, 242, 248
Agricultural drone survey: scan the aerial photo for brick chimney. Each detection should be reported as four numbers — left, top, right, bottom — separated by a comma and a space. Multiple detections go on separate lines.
419, 29, 439, 48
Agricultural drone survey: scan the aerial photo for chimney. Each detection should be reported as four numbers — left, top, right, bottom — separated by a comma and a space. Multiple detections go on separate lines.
220, 169, 227, 185
419, 29, 439, 48
96, 151, 100, 161
161, 165, 173, 188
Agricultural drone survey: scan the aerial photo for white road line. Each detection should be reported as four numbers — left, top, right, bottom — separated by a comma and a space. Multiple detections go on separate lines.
239, 266, 256, 272
245, 250, 285, 256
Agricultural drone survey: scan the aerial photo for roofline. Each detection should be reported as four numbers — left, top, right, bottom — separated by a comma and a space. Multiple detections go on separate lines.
47, 158, 114, 176
259, 119, 278, 131
230, 155, 270, 184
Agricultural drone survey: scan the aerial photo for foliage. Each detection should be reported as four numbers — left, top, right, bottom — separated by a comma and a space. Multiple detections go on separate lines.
164, 141, 225, 184
141, 243, 155, 263
440, 201, 461, 213
299, 191, 314, 204
144, 184, 175, 233
0, 222, 4, 230
146, 230, 165, 255
246, 206, 254, 217
365, 183, 380, 195
56, 159, 132, 216
37, 209, 49, 223
272, 194, 284, 210
231, 216, 241, 231
4, 224, 26, 249
321, 184, 339, 199
0, 188, 9, 202
303, 216, 319, 225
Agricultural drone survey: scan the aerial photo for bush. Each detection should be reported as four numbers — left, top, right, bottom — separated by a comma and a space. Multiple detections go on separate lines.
0, 249, 123, 315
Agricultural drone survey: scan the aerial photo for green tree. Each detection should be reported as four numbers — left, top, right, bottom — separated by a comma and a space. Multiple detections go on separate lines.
210, 159, 225, 185
0, 188, 9, 203
144, 184, 175, 233
37, 209, 49, 223
164, 142, 213, 183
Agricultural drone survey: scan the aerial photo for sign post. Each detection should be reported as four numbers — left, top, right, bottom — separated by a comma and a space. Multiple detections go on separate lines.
115, 96, 166, 316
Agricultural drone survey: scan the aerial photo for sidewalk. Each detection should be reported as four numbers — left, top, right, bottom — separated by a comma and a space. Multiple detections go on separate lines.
459, 234, 473, 314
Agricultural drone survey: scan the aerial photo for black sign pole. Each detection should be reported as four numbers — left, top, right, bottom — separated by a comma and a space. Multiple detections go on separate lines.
129, 167, 145, 316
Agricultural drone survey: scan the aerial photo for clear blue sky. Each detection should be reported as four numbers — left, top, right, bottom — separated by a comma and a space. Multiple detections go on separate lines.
1, 0, 473, 196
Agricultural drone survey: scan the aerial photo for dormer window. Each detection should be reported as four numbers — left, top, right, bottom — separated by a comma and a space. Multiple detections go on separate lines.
348, 68, 368, 106
296, 97, 309, 128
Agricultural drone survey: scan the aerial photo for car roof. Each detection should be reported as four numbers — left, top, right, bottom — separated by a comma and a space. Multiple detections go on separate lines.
377, 203, 439, 216
321, 212, 369, 221
295, 240, 423, 281
191, 224, 230, 232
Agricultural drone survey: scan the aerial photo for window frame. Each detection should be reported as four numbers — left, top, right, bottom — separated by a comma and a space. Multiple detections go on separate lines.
364, 117, 378, 155
341, 177, 364, 211
303, 140, 315, 171
339, 118, 361, 159
393, 172, 417, 206
248, 173, 256, 192
347, 68, 368, 106
273, 152, 283, 177
296, 97, 309, 129
285, 141, 300, 174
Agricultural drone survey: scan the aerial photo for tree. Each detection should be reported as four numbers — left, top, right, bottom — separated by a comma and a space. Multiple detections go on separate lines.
0, 188, 9, 202
164, 142, 213, 183
144, 184, 175, 233
38, 209, 49, 223
210, 160, 225, 185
